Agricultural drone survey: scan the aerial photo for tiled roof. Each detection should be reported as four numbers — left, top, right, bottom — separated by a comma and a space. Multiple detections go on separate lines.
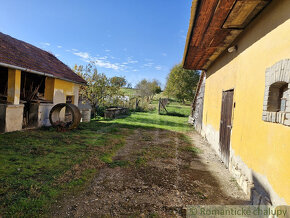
0, 32, 86, 84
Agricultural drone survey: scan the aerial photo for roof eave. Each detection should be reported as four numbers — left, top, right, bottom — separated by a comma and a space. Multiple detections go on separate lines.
0, 62, 87, 85
182, 0, 200, 70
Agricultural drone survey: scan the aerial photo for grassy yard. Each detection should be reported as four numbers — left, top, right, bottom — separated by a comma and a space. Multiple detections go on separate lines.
110, 101, 191, 132
0, 101, 191, 216
120, 87, 138, 96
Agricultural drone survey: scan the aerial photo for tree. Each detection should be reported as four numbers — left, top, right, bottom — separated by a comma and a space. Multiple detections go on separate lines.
73, 63, 125, 117
127, 83, 132, 89
110, 76, 127, 87
151, 79, 162, 95
164, 64, 200, 103
135, 79, 162, 100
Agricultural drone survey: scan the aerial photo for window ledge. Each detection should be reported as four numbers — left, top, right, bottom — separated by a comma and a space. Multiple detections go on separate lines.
262, 111, 290, 126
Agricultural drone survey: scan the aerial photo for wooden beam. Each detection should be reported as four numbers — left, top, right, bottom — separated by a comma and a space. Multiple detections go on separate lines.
183, 0, 272, 70
223, 0, 270, 29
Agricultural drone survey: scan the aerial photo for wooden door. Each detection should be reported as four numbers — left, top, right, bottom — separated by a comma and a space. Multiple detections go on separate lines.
219, 90, 234, 168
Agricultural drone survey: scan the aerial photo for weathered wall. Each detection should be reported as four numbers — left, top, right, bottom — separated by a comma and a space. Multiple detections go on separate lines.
53, 79, 79, 106
44, 77, 55, 101
201, 0, 290, 205
193, 75, 206, 133
5, 105, 24, 132
80, 109, 91, 123
38, 104, 54, 127
49, 78, 80, 121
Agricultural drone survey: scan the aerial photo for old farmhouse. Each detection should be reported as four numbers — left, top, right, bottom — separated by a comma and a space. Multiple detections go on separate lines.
183, 0, 289, 205
0, 32, 86, 133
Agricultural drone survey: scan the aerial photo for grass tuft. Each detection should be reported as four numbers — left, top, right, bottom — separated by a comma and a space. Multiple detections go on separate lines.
183, 146, 201, 155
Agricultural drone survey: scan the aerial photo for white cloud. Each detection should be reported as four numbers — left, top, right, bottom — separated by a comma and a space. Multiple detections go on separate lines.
127, 57, 138, 64
105, 49, 111, 52
143, 62, 154, 67
41, 42, 50, 46
132, 69, 139, 72
57, 45, 62, 48
72, 51, 125, 71
98, 56, 108, 60
72, 48, 78, 52
162, 53, 167, 57
155, 65, 162, 70
94, 58, 120, 70
73, 52, 90, 59
55, 54, 61, 57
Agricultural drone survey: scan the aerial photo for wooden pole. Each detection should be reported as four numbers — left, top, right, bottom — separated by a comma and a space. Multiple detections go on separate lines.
135, 98, 137, 110
158, 98, 161, 114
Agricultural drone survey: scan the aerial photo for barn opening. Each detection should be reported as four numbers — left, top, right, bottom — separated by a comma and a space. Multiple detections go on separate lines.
0, 67, 8, 132
0, 66, 8, 103
20, 71, 46, 128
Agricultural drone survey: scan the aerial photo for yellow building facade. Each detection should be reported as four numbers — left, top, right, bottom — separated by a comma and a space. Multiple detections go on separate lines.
184, 0, 290, 205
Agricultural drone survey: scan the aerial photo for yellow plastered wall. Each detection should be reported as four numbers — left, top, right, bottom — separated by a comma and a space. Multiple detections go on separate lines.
44, 77, 55, 101
7, 69, 21, 105
203, 0, 290, 203
53, 79, 79, 106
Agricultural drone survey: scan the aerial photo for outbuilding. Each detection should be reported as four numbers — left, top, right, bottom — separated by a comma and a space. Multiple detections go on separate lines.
0, 32, 86, 133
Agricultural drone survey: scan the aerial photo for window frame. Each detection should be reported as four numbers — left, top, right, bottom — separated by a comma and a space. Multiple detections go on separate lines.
262, 59, 290, 126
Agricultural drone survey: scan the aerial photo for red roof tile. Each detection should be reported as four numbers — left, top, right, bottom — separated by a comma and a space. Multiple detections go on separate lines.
0, 32, 86, 84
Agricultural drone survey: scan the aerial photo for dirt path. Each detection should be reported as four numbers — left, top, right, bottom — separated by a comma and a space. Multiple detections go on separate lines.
52, 128, 249, 217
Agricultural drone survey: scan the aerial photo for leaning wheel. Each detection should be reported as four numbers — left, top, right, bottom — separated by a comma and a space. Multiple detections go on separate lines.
49, 103, 81, 130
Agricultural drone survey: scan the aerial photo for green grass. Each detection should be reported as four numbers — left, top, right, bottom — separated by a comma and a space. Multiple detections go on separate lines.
183, 146, 201, 155
0, 122, 127, 217
0, 100, 193, 216
106, 100, 191, 132
109, 160, 130, 168
120, 87, 138, 96
105, 111, 190, 132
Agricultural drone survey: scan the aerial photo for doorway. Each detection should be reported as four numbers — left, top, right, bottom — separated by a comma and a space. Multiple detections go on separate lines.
219, 89, 234, 168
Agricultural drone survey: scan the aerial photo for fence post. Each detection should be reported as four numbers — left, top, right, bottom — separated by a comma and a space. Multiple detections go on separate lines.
135, 98, 138, 110
158, 98, 161, 114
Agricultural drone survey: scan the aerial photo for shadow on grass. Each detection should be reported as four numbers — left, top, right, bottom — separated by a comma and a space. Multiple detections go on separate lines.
52, 120, 249, 216
0, 119, 248, 217
159, 112, 188, 117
